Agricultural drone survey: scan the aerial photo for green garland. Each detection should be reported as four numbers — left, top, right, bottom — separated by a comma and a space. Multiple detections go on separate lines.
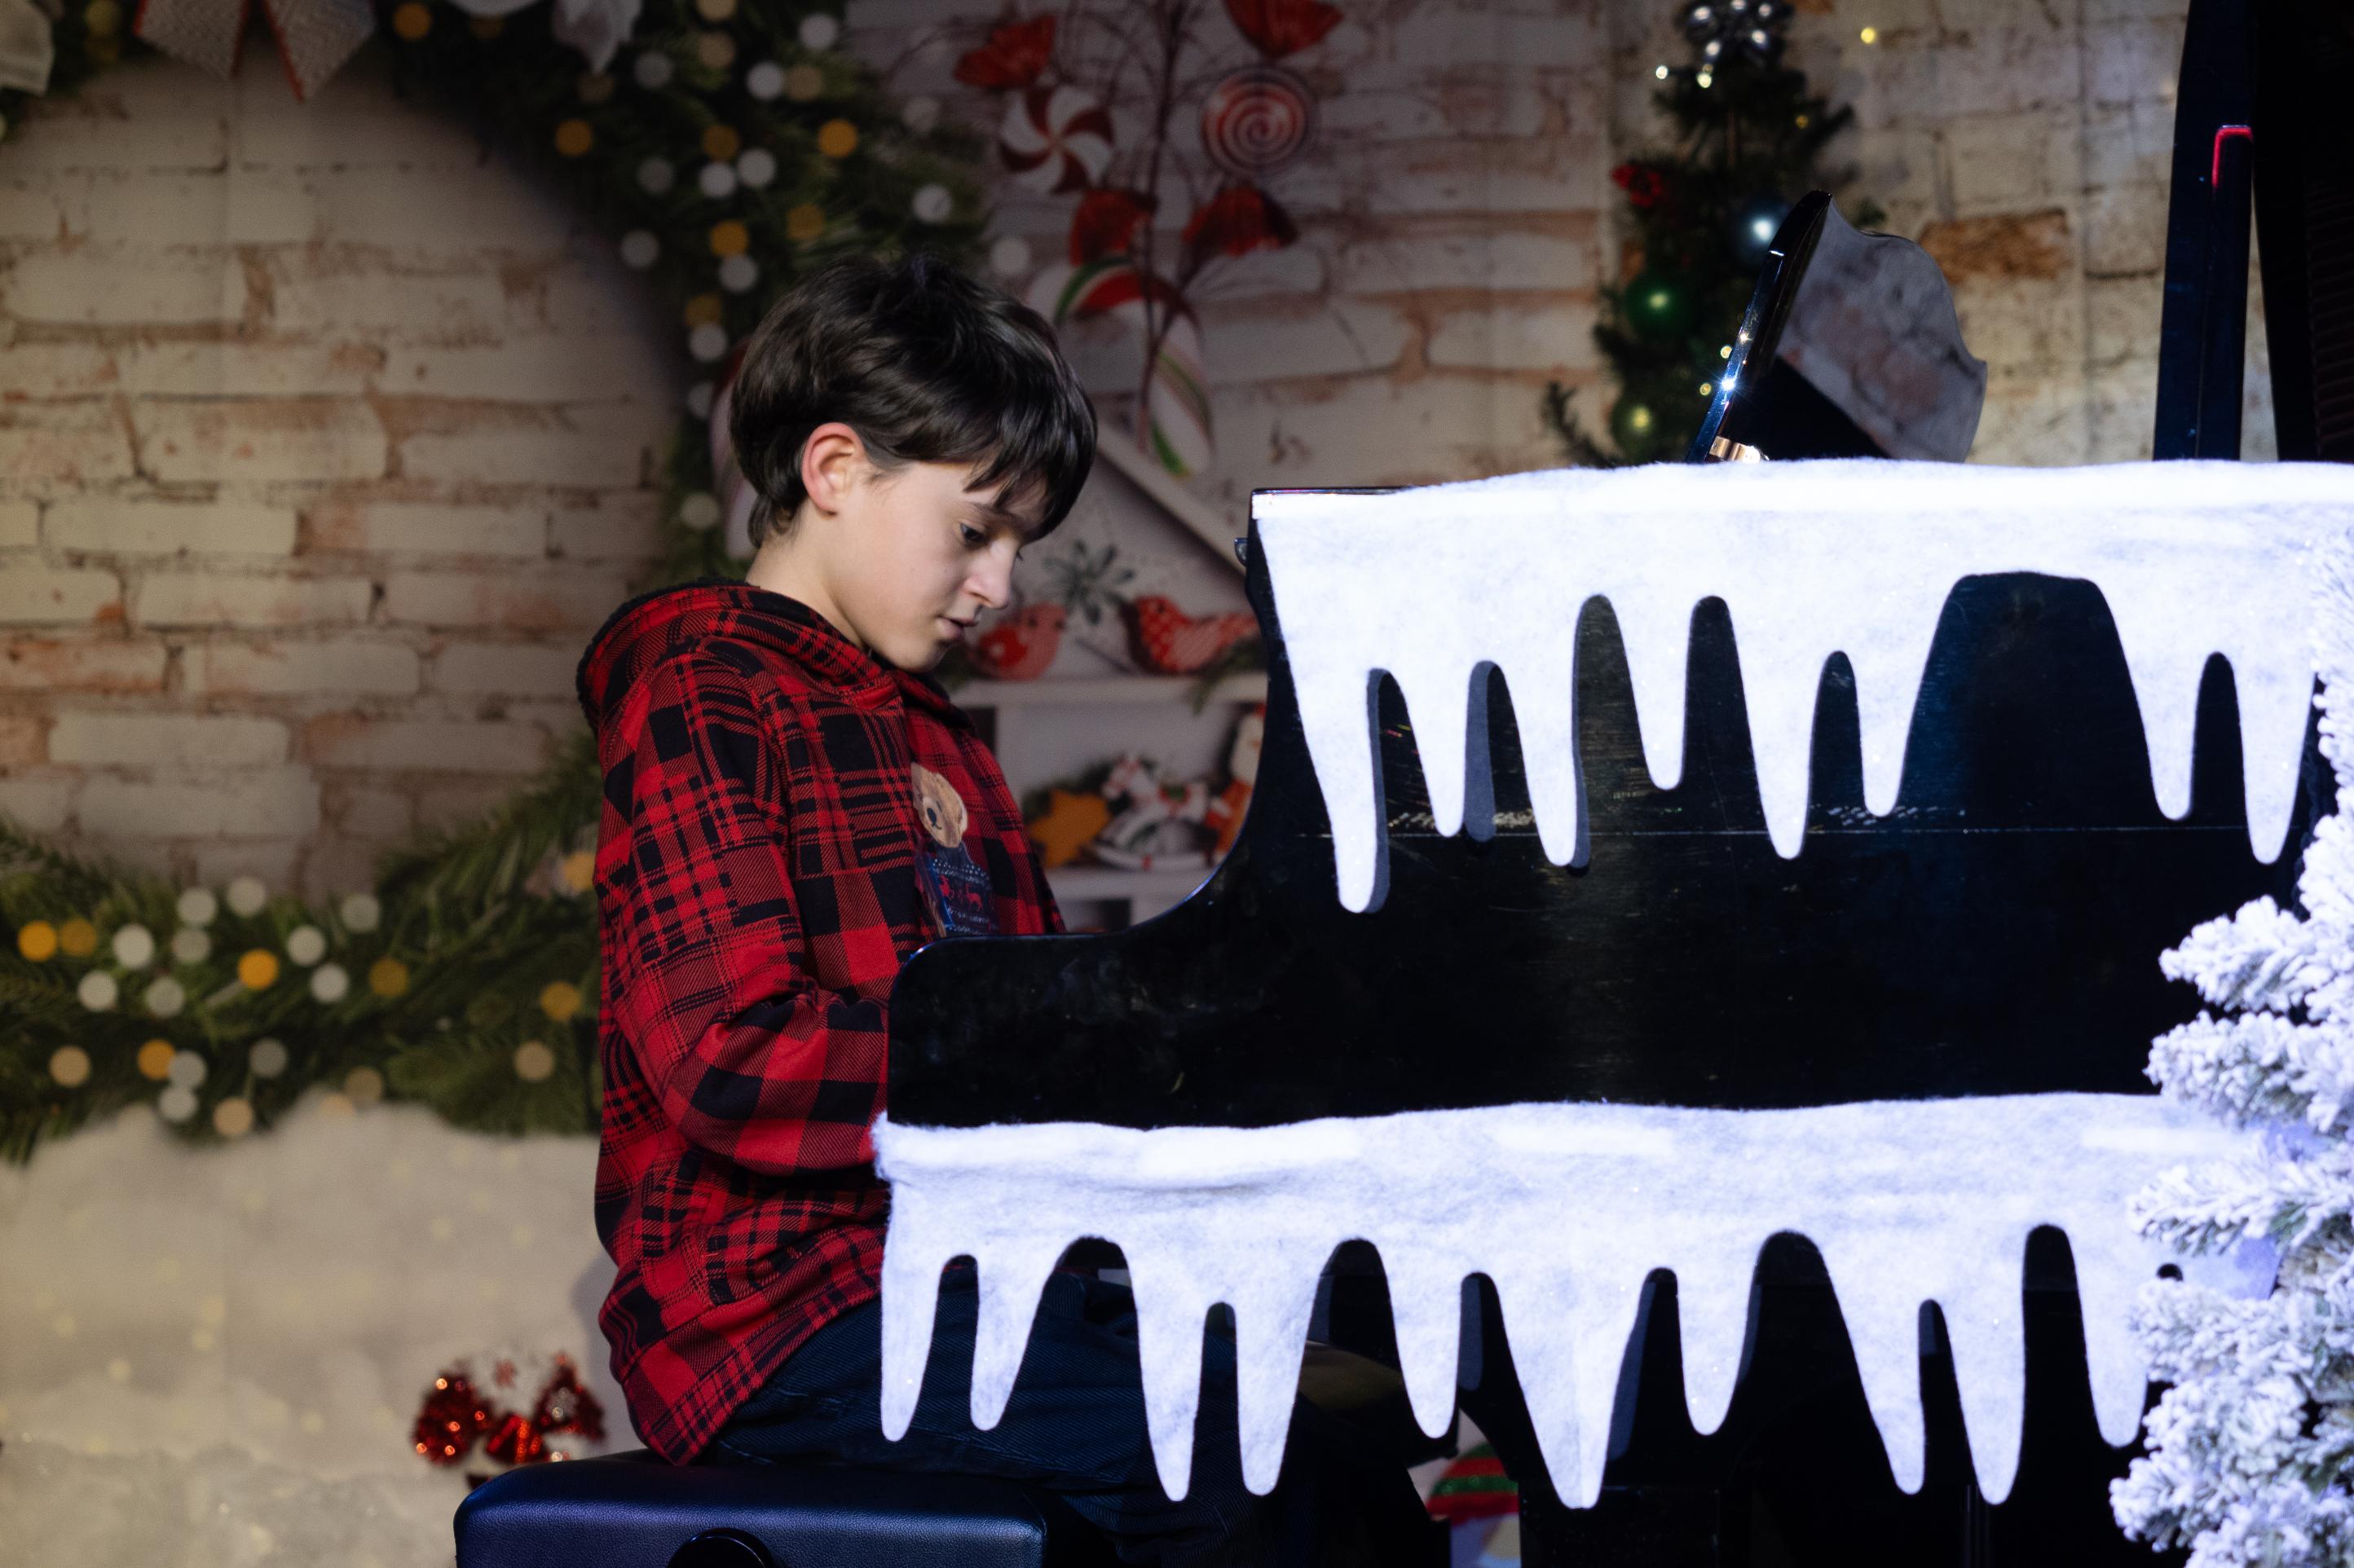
0, 0, 987, 1161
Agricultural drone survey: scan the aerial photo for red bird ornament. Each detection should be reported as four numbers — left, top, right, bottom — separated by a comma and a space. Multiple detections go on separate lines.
972, 603, 1067, 680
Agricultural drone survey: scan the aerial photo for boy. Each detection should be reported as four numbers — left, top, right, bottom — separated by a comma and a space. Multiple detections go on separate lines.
575, 253, 1429, 1564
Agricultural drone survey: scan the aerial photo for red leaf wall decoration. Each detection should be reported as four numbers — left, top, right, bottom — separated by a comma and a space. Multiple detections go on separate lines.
954, 15, 1056, 90
1069, 188, 1158, 264
1184, 185, 1299, 262
1224, 0, 1342, 58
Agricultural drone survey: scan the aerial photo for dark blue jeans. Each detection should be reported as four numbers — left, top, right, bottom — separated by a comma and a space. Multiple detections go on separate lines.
708, 1266, 1435, 1566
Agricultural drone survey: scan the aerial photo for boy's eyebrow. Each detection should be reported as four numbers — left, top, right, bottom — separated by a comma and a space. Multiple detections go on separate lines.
971, 496, 1047, 538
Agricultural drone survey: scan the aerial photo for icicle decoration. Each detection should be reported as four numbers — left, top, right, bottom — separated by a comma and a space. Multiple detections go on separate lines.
875, 1096, 2266, 1508
1254, 460, 2354, 913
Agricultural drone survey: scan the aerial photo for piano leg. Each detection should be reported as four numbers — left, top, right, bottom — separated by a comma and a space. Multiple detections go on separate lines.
1451, 1275, 1721, 1568
1450, 1235, 2167, 1568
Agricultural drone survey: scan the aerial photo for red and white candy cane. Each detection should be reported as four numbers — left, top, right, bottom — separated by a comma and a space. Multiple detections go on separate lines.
1028, 258, 1212, 477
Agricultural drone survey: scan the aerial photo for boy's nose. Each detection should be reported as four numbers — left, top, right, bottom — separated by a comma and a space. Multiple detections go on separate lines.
971, 556, 1016, 610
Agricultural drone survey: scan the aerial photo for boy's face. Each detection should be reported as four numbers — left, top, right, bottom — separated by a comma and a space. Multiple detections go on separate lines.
765, 427, 1042, 672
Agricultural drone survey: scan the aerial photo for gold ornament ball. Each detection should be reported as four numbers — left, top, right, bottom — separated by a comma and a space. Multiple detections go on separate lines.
391, 1, 431, 40
368, 957, 409, 998
697, 31, 737, 70
702, 124, 743, 161
561, 849, 596, 892
59, 917, 98, 958
238, 949, 279, 990
18, 920, 57, 961
817, 119, 859, 159
539, 980, 583, 1022
212, 1098, 254, 1139
683, 292, 726, 328
83, 0, 121, 35
786, 203, 827, 242
137, 1039, 176, 1081
345, 1067, 386, 1107
709, 219, 750, 258
514, 1041, 557, 1082
554, 119, 595, 158
784, 64, 824, 101
50, 1046, 90, 1089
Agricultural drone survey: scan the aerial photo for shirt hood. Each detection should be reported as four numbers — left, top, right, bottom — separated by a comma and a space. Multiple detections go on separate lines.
575, 575, 971, 733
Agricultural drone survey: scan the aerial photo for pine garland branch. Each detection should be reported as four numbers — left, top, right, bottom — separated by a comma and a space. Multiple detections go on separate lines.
373, 729, 602, 912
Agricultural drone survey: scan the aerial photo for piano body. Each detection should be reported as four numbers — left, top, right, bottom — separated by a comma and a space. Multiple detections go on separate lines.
877, 457, 2354, 1566
873, 2, 2354, 1558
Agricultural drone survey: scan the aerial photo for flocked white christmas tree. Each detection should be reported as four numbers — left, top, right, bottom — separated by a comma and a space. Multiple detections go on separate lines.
2113, 533, 2354, 1565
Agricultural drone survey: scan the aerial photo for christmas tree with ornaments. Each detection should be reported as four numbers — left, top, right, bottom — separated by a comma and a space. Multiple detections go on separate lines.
1542, 0, 1879, 465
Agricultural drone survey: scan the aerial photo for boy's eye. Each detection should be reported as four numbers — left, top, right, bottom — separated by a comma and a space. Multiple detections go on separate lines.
959, 524, 987, 547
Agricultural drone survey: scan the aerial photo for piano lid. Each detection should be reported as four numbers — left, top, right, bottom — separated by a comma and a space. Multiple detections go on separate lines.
888, 461, 2346, 1133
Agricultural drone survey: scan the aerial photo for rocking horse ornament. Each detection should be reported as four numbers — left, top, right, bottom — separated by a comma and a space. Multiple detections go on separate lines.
1089, 754, 1214, 873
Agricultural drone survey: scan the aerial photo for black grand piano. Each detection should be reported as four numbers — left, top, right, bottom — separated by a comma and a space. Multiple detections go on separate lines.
883, 3, 2353, 1561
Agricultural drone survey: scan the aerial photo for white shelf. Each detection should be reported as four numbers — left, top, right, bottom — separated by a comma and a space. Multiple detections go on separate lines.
956, 673, 1267, 708
1047, 864, 1217, 901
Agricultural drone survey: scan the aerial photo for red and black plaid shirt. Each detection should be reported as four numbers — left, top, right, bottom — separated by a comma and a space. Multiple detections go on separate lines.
575, 576, 1063, 1463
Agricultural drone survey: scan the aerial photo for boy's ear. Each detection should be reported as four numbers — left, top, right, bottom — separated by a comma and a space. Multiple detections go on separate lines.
798, 421, 872, 517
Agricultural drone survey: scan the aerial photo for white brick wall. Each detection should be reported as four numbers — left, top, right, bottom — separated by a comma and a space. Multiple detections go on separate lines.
0, 6, 2209, 894
0, 52, 679, 898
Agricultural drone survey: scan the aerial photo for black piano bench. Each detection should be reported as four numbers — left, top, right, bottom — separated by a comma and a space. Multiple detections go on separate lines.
453, 1447, 1119, 1568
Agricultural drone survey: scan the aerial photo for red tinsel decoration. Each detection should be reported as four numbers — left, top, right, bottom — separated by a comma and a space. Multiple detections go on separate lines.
483, 1412, 547, 1466
410, 1353, 607, 1472
531, 1355, 608, 1445
412, 1373, 492, 1466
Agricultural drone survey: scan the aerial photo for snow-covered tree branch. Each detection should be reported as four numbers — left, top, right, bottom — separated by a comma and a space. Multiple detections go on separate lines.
2114, 536, 2354, 1565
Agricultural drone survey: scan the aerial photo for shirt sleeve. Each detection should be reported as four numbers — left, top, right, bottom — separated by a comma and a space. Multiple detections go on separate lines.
609, 647, 890, 1176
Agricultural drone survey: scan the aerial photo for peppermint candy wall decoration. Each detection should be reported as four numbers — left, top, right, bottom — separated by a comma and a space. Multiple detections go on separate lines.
952, 0, 1342, 479
999, 83, 1113, 194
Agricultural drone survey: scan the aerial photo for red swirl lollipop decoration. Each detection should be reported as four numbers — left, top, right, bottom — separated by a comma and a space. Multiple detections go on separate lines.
1199, 64, 1316, 181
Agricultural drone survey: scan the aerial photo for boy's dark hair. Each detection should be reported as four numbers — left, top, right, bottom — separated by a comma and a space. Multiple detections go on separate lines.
728, 252, 1098, 551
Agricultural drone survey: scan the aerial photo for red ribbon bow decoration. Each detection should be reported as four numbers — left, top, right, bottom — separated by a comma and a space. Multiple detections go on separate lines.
130, 0, 375, 101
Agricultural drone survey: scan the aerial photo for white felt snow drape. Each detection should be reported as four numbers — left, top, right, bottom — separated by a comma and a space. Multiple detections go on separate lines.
876, 460, 2354, 1509
1263, 460, 2343, 912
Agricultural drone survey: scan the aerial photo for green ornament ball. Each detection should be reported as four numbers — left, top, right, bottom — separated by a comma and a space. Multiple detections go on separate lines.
1625, 270, 1697, 342
1611, 395, 1669, 461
